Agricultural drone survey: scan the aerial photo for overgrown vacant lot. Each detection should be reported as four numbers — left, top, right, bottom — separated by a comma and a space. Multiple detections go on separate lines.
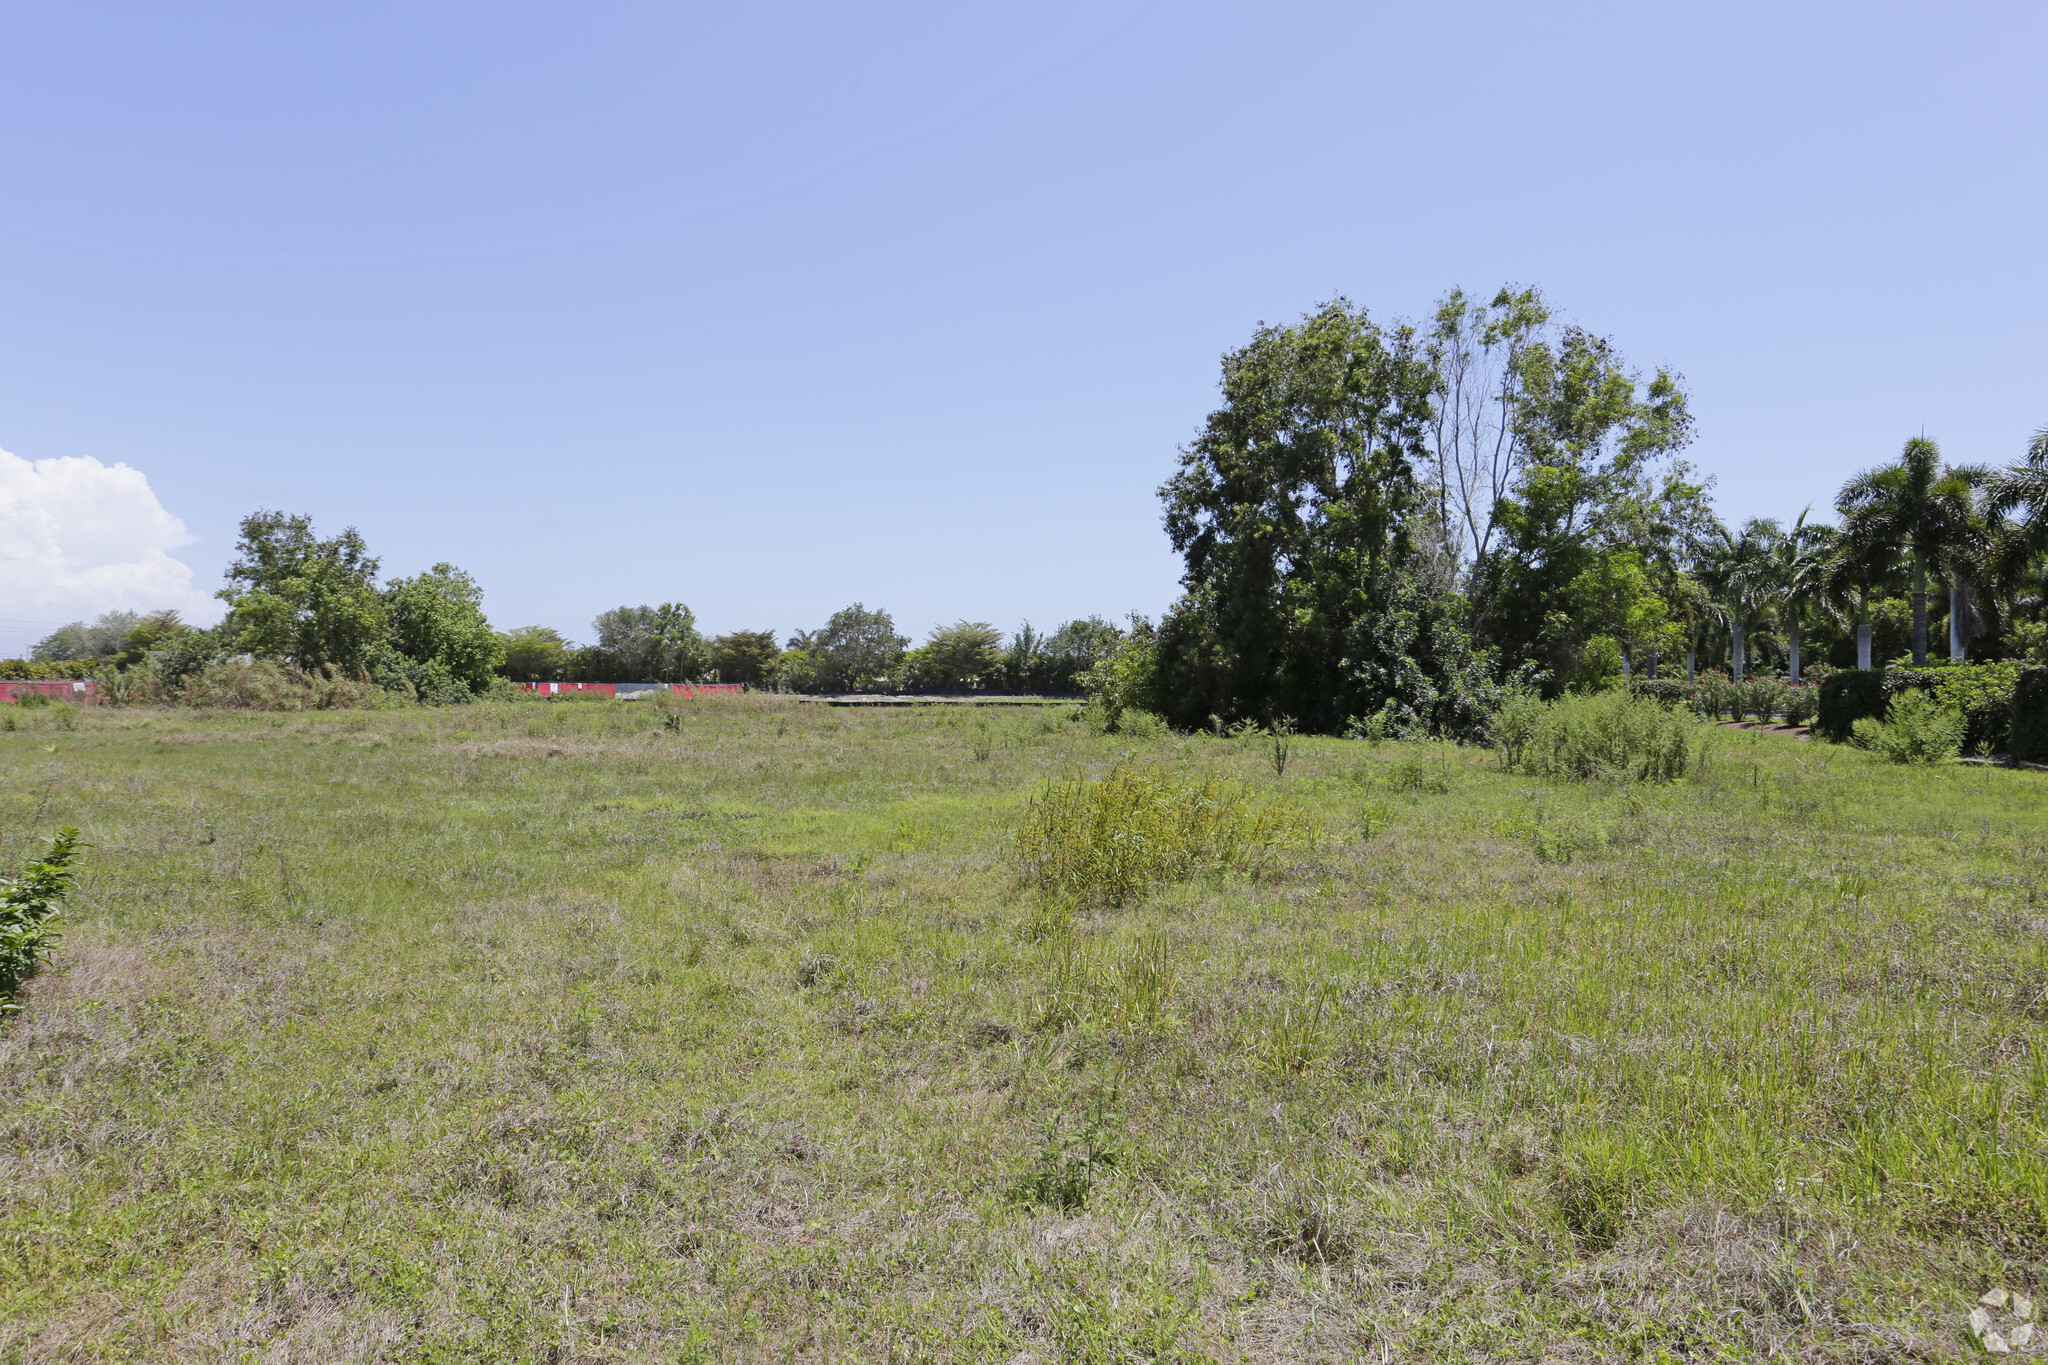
2, 698, 2046, 1362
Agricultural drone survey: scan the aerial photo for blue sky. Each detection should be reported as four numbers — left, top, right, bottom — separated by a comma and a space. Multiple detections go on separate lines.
2, 1, 2044, 656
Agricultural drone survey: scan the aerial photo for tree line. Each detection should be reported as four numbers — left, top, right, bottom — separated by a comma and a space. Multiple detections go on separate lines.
23, 288, 2048, 722
1101, 290, 2048, 736
26, 513, 1129, 700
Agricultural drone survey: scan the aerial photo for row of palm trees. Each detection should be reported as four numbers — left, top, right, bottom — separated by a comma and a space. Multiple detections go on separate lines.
1690, 427, 2048, 681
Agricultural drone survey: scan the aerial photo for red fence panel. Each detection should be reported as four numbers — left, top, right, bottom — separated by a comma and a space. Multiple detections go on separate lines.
0, 680, 97, 705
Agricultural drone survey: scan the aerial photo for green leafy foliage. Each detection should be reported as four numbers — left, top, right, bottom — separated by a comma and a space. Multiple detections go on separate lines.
377, 563, 504, 698
1016, 761, 1311, 908
707, 630, 779, 686
588, 603, 708, 682
1494, 688, 1705, 782
1817, 670, 1887, 742
1011, 1091, 1119, 1212
1852, 690, 1963, 764
2013, 667, 2048, 763
793, 604, 907, 691
499, 626, 572, 680
217, 510, 388, 675
0, 829, 84, 1011
1155, 298, 1504, 736
902, 621, 1002, 690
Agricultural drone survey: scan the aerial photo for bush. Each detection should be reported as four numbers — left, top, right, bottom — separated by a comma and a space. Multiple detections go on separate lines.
181, 660, 378, 711
1729, 677, 1789, 723
1495, 688, 1704, 782
1923, 663, 2022, 756
1781, 684, 1818, 728
0, 659, 105, 682
0, 829, 84, 1011
1629, 679, 1692, 707
1852, 690, 1963, 764
1816, 670, 1887, 743
1015, 761, 1311, 908
1690, 672, 1732, 721
2013, 668, 2048, 764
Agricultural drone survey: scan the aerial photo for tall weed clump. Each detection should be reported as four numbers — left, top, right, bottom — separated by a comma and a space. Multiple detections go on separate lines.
181, 660, 377, 711
1016, 761, 1310, 907
1852, 690, 1963, 764
1495, 688, 1704, 782
0, 829, 85, 1013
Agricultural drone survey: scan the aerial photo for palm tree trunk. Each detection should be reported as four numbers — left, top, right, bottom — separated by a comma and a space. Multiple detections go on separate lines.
1685, 647, 1695, 680
1911, 555, 1927, 667
1788, 617, 1802, 683
1732, 621, 1747, 682
1949, 584, 1967, 662
1856, 589, 1872, 670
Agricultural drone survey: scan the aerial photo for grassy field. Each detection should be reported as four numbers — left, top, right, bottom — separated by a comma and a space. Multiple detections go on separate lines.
2, 696, 2046, 1362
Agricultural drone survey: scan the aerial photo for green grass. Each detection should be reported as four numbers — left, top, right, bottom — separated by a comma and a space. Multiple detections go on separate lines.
1, 697, 2046, 1360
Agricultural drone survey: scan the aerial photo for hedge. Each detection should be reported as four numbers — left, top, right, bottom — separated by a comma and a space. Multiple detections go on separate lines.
1818, 663, 2039, 756
0, 659, 104, 681
1816, 671, 1887, 742
2014, 668, 2048, 764
1629, 679, 1693, 706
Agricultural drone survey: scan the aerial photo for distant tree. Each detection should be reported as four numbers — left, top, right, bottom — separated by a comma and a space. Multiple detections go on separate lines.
1769, 510, 1835, 682
1560, 550, 1678, 684
768, 648, 819, 693
216, 511, 388, 674
1038, 617, 1124, 693
1420, 285, 1552, 577
1157, 298, 1459, 732
907, 621, 1003, 690
1470, 327, 1705, 683
709, 630, 779, 686
499, 626, 572, 679
1987, 425, 2048, 608
1697, 519, 1782, 681
1835, 438, 1986, 665
804, 604, 907, 691
381, 564, 504, 695
33, 611, 144, 662
592, 603, 709, 681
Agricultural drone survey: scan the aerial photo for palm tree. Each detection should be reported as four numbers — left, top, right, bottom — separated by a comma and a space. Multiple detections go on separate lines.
1835, 437, 1986, 666
1770, 509, 1836, 683
1698, 518, 1781, 681
1987, 425, 2048, 596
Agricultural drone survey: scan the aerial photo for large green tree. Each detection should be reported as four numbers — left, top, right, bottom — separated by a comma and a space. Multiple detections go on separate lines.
708, 630, 780, 686
1697, 518, 1782, 681
500, 626, 572, 680
1156, 298, 1496, 734
906, 621, 1003, 690
217, 511, 388, 674
381, 564, 503, 695
1835, 438, 1985, 666
1987, 426, 2048, 605
797, 604, 907, 691
1470, 327, 1705, 685
592, 603, 708, 681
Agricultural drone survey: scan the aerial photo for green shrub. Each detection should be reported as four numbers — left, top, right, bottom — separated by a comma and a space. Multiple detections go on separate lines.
1781, 684, 1818, 727
1923, 663, 2022, 755
181, 660, 378, 711
2011, 668, 2048, 764
1016, 761, 1311, 907
1496, 689, 1704, 782
1852, 690, 1962, 764
1629, 679, 1692, 707
1691, 673, 1732, 721
0, 829, 85, 1012
1730, 678, 1789, 723
1816, 670, 1887, 742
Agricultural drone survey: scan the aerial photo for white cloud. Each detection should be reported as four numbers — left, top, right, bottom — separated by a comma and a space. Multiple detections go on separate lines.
0, 446, 218, 647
